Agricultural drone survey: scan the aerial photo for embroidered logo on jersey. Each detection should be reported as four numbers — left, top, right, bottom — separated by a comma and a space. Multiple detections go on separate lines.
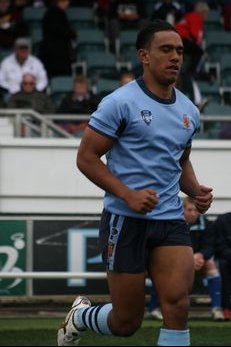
183, 114, 190, 129
141, 110, 152, 125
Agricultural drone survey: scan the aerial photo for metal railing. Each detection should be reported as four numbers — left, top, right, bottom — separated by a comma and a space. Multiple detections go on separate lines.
200, 114, 231, 134
0, 271, 106, 280
0, 109, 231, 138
0, 109, 77, 138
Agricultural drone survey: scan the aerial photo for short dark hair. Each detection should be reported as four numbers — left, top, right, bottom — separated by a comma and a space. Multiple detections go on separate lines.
136, 20, 177, 50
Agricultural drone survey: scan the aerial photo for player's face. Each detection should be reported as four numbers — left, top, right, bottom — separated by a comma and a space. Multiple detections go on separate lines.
184, 203, 199, 224
140, 31, 184, 86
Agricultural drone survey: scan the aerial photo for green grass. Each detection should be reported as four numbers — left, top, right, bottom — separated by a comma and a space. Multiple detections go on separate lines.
0, 318, 231, 346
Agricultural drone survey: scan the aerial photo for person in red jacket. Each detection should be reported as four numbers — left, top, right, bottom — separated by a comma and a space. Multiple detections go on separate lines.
175, 1, 209, 77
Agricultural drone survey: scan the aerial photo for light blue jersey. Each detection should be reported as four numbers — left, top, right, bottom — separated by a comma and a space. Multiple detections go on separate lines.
89, 77, 200, 220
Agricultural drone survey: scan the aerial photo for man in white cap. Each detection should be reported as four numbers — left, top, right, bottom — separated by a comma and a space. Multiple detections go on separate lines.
0, 37, 48, 95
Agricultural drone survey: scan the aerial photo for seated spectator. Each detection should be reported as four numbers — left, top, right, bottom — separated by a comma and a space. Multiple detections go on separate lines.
175, 1, 210, 78
204, 212, 231, 320
57, 75, 99, 135
7, 72, 55, 114
0, 0, 28, 52
214, 212, 231, 320
40, 0, 76, 78
151, 0, 184, 26
119, 70, 135, 85
107, 0, 148, 52
219, 122, 231, 139
183, 196, 224, 321
0, 37, 48, 95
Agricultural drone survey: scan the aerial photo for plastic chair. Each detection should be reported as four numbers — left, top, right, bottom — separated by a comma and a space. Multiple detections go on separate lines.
49, 76, 74, 109
197, 80, 221, 103
67, 7, 96, 29
22, 6, 46, 30
96, 78, 120, 97
84, 52, 119, 80
76, 29, 108, 59
205, 31, 231, 61
205, 10, 223, 31
116, 30, 138, 57
203, 101, 231, 115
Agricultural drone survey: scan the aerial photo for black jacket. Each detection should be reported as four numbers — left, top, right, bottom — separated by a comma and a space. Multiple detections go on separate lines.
40, 5, 76, 77
196, 212, 231, 262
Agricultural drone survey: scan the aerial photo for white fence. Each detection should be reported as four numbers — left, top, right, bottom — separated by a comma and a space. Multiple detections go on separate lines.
0, 138, 231, 215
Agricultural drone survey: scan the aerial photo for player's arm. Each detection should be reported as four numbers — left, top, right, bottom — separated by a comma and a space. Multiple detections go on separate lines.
77, 127, 159, 214
179, 147, 213, 214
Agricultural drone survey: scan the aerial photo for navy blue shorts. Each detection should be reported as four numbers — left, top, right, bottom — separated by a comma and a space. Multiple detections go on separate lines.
98, 209, 192, 273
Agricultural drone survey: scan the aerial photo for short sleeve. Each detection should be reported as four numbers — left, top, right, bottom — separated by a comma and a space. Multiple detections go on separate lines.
88, 94, 126, 139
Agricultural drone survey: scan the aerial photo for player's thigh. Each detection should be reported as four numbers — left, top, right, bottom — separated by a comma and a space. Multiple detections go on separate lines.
148, 246, 195, 304
107, 271, 146, 322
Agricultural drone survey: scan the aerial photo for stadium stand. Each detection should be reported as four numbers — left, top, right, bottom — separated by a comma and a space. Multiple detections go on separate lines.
49, 75, 74, 109
66, 6, 96, 30
22, 6, 47, 31
76, 28, 109, 60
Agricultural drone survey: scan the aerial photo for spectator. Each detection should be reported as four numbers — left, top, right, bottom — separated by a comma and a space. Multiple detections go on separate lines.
175, 1, 210, 78
13, 0, 28, 13
40, 0, 76, 78
0, 37, 48, 95
7, 72, 55, 114
119, 70, 135, 85
220, 0, 231, 31
57, 75, 99, 135
94, 0, 110, 30
211, 213, 231, 320
107, 0, 148, 52
0, 0, 28, 52
183, 196, 224, 320
199, 212, 231, 320
151, 0, 184, 26
219, 122, 231, 139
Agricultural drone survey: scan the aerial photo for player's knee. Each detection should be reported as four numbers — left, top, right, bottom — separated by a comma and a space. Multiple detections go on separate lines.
111, 317, 142, 337
164, 296, 190, 315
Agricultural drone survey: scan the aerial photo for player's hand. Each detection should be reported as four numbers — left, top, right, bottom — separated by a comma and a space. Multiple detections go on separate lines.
194, 252, 205, 271
194, 185, 213, 214
125, 189, 160, 214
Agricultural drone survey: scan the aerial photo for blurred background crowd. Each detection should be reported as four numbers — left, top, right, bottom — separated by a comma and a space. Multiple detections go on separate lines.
0, 0, 231, 138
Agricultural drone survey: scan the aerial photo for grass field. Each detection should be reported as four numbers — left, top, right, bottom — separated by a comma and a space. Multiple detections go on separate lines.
0, 317, 231, 346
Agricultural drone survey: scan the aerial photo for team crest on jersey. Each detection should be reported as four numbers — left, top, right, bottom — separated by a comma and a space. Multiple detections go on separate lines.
141, 110, 152, 125
183, 114, 190, 129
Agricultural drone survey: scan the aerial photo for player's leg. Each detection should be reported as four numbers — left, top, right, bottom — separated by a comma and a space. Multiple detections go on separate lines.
204, 258, 224, 320
58, 210, 148, 345
57, 272, 146, 346
107, 271, 146, 335
149, 245, 194, 346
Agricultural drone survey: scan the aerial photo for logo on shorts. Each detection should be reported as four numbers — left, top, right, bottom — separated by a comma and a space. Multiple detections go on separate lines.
107, 242, 114, 258
141, 110, 153, 125
183, 114, 190, 129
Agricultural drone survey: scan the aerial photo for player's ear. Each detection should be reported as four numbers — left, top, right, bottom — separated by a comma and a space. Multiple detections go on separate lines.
138, 48, 150, 65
